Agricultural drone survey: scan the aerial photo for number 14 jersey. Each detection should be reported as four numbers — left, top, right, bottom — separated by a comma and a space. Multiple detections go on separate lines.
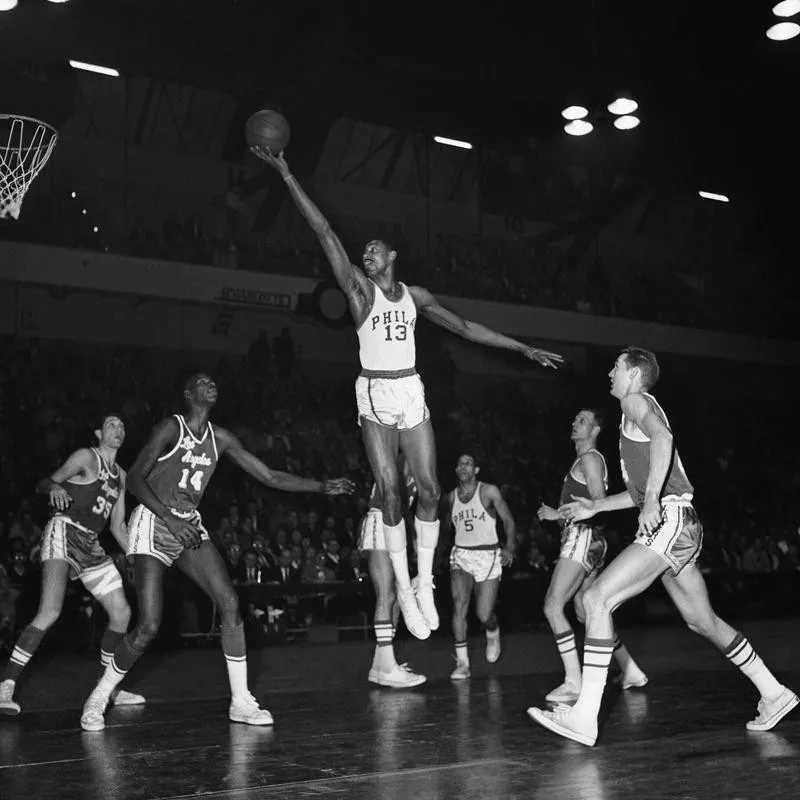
148, 415, 218, 512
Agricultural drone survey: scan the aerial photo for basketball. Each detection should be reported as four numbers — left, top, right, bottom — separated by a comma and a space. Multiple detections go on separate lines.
245, 110, 291, 155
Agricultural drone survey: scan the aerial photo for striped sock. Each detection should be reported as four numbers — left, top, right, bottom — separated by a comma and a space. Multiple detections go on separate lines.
374, 619, 395, 672
222, 622, 249, 700
573, 637, 615, 719
2, 625, 46, 682
95, 635, 142, 697
100, 629, 125, 668
455, 641, 469, 666
555, 629, 581, 684
724, 632, 784, 701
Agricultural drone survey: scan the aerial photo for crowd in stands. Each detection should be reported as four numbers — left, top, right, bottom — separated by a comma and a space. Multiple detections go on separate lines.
2, 333, 800, 654
1, 177, 770, 338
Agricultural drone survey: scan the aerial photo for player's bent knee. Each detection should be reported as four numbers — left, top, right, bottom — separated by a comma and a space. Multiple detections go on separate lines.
416, 483, 441, 510
133, 618, 161, 647
216, 590, 241, 621
34, 607, 62, 630
683, 614, 715, 638
543, 591, 564, 620
581, 584, 607, 618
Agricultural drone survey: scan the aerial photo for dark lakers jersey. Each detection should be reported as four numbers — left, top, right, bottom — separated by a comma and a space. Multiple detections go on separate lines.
619, 393, 694, 508
558, 449, 609, 507
63, 448, 122, 533
147, 415, 218, 512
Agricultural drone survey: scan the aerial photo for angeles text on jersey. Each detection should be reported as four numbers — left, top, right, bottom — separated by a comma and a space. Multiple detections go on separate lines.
62, 448, 121, 533
147, 415, 219, 512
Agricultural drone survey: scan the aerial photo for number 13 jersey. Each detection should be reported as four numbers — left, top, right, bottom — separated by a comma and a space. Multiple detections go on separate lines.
357, 281, 417, 373
148, 415, 219, 512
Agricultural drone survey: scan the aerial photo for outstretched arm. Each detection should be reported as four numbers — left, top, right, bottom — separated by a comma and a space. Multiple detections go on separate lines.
215, 427, 354, 495
249, 147, 370, 310
408, 285, 563, 369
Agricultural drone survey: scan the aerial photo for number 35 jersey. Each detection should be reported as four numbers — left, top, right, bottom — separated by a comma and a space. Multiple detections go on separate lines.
357, 280, 417, 373
63, 448, 122, 533
147, 415, 219, 512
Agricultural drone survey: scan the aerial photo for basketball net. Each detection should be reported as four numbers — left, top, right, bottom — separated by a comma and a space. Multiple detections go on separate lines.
0, 115, 58, 220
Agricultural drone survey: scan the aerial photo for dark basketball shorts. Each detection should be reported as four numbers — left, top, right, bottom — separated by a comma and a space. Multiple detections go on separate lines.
41, 516, 123, 599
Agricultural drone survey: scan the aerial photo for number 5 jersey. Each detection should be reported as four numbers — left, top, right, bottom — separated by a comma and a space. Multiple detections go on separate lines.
147, 415, 219, 512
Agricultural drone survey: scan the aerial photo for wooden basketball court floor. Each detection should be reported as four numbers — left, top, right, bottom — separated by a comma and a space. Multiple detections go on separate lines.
1, 619, 798, 799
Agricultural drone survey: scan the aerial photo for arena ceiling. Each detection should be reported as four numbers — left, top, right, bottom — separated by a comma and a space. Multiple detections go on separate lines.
2, 0, 799, 240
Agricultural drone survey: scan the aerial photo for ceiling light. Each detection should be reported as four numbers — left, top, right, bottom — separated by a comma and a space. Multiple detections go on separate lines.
433, 135, 472, 150
698, 191, 729, 203
0, 0, 19, 11
564, 120, 593, 136
772, 1, 800, 17
766, 21, 800, 40
69, 60, 121, 77
561, 105, 589, 121
613, 115, 640, 130
608, 98, 638, 116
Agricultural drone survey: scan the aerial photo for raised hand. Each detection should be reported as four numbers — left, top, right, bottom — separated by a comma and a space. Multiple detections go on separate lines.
322, 478, 356, 496
249, 145, 291, 178
522, 345, 564, 369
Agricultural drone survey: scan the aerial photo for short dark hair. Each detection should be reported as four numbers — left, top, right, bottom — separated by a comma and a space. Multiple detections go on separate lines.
370, 238, 397, 255
183, 372, 210, 395
456, 451, 480, 468
620, 346, 660, 390
581, 408, 605, 432
96, 412, 124, 431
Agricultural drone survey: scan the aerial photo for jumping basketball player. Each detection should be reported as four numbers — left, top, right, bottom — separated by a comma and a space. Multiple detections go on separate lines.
252, 145, 562, 642
0, 414, 144, 716
528, 348, 798, 745
447, 453, 515, 680
359, 454, 425, 688
537, 408, 646, 704
80, 375, 353, 731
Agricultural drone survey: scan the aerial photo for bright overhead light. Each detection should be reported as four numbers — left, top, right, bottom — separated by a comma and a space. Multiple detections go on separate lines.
47, 0, 71, 4
698, 191, 729, 203
0, 0, 19, 10
69, 59, 120, 77
773, 1, 800, 17
608, 97, 638, 116
766, 21, 800, 40
613, 115, 640, 130
433, 135, 472, 150
564, 120, 593, 136
561, 105, 589, 121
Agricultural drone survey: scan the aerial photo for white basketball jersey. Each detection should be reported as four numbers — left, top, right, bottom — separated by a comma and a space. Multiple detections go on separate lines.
356, 281, 417, 372
451, 482, 498, 548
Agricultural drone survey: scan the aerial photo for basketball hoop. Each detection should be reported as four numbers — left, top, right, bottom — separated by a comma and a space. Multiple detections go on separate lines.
0, 114, 58, 220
